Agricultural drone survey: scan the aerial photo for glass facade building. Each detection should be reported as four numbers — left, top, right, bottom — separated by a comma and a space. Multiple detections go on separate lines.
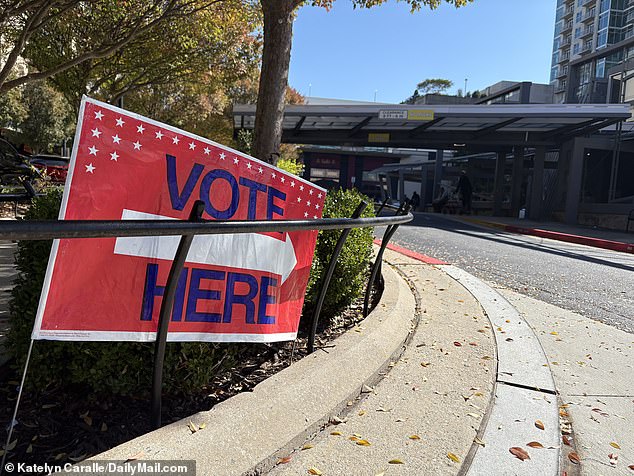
550, 0, 634, 104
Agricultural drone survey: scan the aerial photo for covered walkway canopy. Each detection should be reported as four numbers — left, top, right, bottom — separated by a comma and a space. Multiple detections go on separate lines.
233, 103, 630, 152
233, 103, 632, 224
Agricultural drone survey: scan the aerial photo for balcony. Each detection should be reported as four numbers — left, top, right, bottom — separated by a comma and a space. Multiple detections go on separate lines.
556, 68, 569, 79
580, 27, 594, 39
555, 81, 567, 93
580, 42, 593, 54
562, 21, 573, 33
581, 9, 596, 22
559, 37, 572, 48
582, 0, 595, 6
558, 52, 571, 63
563, 6, 574, 18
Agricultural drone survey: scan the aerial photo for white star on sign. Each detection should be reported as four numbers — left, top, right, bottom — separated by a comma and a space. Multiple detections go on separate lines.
85, 163, 95, 173
313, 215, 318, 219
297, 197, 302, 203
189, 142, 196, 150
219, 152, 226, 160
304, 212, 308, 217
133, 141, 142, 150
315, 204, 320, 209
172, 136, 180, 144
299, 185, 304, 191
136, 125, 144, 134
155, 131, 164, 140
94, 110, 104, 120
280, 176, 285, 183
88, 145, 98, 156
309, 189, 314, 195
112, 134, 121, 144
290, 181, 295, 187
110, 151, 119, 161
246, 162, 252, 169
116, 117, 125, 127
258, 166, 263, 174
307, 201, 311, 207
233, 157, 239, 164
91, 128, 102, 138
271, 172, 276, 179
204, 147, 211, 155
318, 193, 323, 199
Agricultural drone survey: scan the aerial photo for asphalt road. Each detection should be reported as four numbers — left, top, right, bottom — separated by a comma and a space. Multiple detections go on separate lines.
384, 213, 634, 334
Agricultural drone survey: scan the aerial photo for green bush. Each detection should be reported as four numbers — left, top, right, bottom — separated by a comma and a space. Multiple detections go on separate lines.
303, 188, 375, 326
7, 189, 241, 396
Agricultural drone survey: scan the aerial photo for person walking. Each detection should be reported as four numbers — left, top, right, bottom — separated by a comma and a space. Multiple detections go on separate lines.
410, 191, 421, 211
456, 170, 473, 214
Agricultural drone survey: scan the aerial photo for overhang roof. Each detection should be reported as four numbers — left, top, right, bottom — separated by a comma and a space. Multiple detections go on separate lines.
233, 103, 631, 151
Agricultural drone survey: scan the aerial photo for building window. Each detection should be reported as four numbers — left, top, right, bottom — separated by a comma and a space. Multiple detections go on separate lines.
600, 0, 610, 13
574, 43, 581, 54
576, 11, 583, 21
597, 29, 608, 47
596, 58, 606, 77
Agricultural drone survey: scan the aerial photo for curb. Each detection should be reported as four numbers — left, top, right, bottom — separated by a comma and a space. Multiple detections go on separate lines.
459, 217, 634, 254
81, 263, 417, 476
373, 238, 447, 265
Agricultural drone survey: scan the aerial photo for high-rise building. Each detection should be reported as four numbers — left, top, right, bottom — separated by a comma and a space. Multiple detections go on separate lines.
550, 0, 634, 105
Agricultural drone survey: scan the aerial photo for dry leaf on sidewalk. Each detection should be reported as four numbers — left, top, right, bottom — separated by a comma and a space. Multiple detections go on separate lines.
535, 420, 545, 430
447, 452, 460, 463
527, 441, 544, 448
509, 447, 530, 461
568, 452, 581, 464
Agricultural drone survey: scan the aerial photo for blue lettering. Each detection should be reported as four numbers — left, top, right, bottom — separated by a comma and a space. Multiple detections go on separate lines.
140, 263, 188, 322
185, 268, 225, 322
166, 155, 204, 211
267, 186, 286, 219
258, 276, 278, 324
223, 272, 258, 323
200, 169, 239, 219
239, 177, 267, 220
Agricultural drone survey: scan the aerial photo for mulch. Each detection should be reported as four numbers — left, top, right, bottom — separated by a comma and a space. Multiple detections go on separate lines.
0, 295, 381, 471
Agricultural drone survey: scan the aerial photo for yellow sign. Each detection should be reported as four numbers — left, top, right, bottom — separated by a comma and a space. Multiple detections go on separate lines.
407, 109, 434, 121
368, 133, 390, 143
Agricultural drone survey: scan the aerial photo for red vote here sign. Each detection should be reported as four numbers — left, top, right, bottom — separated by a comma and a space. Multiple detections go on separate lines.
32, 97, 326, 342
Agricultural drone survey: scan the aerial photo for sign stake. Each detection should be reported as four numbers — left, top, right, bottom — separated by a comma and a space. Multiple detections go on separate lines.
1, 339, 35, 472
151, 200, 205, 429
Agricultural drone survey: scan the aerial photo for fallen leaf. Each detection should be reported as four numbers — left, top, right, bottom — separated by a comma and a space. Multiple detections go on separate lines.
562, 435, 572, 446
420, 362, 431, 367
331, 415, 345, 424
447, 452, 460, 463
358, 410, 366, 416
535, 420, 545, 430
188, 421, 197, 433
388, 459, 404, 464
550, 331, 559, 335
100, 422, 108, 432
509, 447, 530, 461
627, 464, 634, 470
82, 415, 93, 426
125, 451, 145, 463
409, 435, 421, 440
308, 467, 322, 475
474, 437, 485, 447
330, 431, 342, 436
527, 441, 544, 448
469, 342, 478, 346
198, 423, 206, 430
302, 444, 314, 450
26, 444, 33, 454
278, 456, 292, 464
454, 341, 463, 347
6, 440, 17, 451
467, 413, 480, 418
356, 439, 371, 446
610, 442, 621, 449
55, 453, 66, 461
42, 404, 57, 409
376, 406, 391, 412
559, 409, 569, 417
568, 452, 581, 464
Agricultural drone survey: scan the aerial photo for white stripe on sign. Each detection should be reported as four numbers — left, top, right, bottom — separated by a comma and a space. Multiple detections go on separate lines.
113, 209, 297, 283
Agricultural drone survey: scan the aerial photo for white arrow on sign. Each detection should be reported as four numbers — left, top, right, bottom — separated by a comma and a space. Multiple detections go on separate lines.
113, 209, 297, 283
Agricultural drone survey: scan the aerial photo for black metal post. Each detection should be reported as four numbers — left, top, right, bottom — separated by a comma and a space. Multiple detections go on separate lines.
376, 197, 389, 215
363, 203, 411, 317
307, 201, 368, 354
151, 200, 204, 429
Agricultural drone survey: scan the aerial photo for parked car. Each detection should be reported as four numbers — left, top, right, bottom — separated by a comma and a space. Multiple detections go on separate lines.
29, 154, 69, 183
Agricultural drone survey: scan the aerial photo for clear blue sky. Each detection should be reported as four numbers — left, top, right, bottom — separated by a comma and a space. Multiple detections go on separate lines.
289, 0, 558, 104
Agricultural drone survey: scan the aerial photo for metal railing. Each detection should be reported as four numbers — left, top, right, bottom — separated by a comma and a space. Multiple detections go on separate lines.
0, 199, 412, 437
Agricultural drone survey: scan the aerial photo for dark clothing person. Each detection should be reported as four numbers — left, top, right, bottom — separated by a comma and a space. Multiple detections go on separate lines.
456, 172, 473, 213
410, 191, 420, 211
432, 187, 449, 213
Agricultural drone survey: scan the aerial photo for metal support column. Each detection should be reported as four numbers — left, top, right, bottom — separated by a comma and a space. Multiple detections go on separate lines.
564, 138, 586, 225
432, 149, 444, 197
493, 150, 506, 216
529, 146, 545, 221
510, 146, 524, 217
398, 169, 405, 202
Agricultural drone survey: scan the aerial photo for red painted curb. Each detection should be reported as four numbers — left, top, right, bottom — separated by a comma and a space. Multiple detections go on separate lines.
374, 239, 448, 265
503, 225, 634, 254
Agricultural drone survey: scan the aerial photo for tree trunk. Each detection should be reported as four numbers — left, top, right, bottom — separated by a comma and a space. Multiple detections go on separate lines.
252, 0, 297, 165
